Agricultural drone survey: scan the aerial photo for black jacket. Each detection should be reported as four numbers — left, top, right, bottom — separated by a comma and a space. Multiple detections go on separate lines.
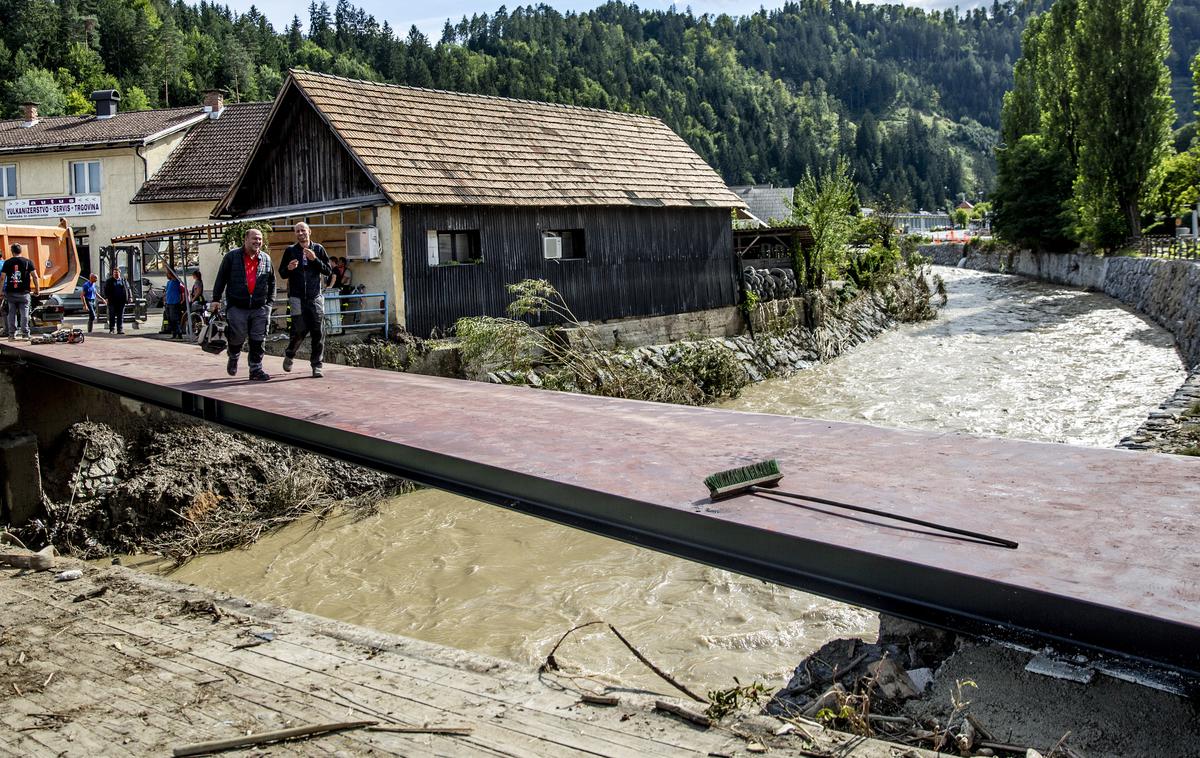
278, 242, 332, 300
212, 248, 276, 309
103, 276, 130, 302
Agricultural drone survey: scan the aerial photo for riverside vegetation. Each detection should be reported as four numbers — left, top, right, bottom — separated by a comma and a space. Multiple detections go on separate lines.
453, 191, 938, 406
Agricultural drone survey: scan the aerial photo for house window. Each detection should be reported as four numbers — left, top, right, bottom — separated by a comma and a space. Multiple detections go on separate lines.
544, 229, 585, 260
70, 160, 101, 194
0, 165, 15, 198
427, 229, 481, 265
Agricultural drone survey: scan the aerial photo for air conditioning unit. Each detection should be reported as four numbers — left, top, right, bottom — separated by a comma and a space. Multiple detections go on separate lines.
542, 233, 562, 260
345, 227, 380, 261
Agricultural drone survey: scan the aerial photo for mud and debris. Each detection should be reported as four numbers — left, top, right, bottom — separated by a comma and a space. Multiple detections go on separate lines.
16, 419, 412, 562
768, 616, 1200, 757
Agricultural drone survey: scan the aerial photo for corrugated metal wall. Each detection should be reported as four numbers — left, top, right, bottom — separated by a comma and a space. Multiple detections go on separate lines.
400, 205, 736, 337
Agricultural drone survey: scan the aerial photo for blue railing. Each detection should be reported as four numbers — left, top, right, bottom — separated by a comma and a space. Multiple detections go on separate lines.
269, 291, 390, 340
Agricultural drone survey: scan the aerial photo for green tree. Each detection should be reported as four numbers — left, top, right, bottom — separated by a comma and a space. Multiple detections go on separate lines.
9, 67, 66, 115
1000, 15, 1044, 146
992, 135, 1074, 251
1144, 148, 1200, 227
1072, 0, 1174, 240
122, 85, 150, 111
790, 159, 857, 290
1194, 50, 1200, 121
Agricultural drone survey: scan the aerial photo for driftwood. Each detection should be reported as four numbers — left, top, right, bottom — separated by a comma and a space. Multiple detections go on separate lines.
580, 693, 620, 706
72, 587, 108, 603
172, 720, 376, 756
0, 546, 56, 571
654, 700, 712, 728
365, 725, 473, 736
541, 620, 707, 703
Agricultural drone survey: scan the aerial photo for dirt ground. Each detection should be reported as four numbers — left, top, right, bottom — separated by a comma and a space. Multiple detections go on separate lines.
903, 641, 1200, 757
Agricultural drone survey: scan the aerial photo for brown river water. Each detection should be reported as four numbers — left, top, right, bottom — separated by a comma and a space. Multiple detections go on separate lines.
143, 267, 1186, 695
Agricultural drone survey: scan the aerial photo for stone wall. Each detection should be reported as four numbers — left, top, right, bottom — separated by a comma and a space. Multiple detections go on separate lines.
485, 273, 935, 392
569, 306, 744, 351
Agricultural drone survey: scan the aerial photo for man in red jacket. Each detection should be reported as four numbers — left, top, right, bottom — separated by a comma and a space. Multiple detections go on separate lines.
211, 228, 276, 381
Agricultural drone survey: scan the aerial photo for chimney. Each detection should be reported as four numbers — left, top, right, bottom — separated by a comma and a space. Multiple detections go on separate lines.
20, 102, 38, 128
90, 89, 121, 119
203, 89, 226, 120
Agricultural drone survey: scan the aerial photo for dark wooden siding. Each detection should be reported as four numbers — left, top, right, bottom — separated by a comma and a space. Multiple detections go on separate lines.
401, 205, 736, 337
225, 87, 379, 215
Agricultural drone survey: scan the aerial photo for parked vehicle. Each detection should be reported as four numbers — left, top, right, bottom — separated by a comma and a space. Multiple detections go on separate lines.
50, 276, 89, 314
0, 218, 80, 333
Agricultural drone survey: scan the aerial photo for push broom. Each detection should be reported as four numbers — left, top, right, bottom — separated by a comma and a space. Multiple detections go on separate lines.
704, 459, 1018, 550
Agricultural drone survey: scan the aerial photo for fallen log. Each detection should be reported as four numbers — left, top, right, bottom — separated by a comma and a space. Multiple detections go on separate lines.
172, 720, 376, 756
654, 700, 712, 728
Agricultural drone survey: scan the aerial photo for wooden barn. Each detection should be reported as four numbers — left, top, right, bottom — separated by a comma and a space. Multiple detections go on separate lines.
215, 70, 746, 337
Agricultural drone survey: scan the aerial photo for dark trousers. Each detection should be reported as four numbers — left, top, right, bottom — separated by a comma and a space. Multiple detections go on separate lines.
226, 304, 269, 372
285, 296, 325, 368
107, 299, 127, 332
85, 299, 97, 332
165, 303, 183, 337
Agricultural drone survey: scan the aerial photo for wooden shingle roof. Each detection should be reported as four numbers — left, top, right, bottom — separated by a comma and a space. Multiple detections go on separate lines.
132, 102, 271, 203
284, 69, 744, 210
0, 107, 205, 154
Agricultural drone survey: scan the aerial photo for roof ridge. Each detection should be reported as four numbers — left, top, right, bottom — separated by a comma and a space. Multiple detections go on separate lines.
0, 105, 204, 128
288, 68, 662, 124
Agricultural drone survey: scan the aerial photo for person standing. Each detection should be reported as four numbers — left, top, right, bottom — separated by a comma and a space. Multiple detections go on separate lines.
279, 222, 332, 378
189, 271, 205, 306
1, 243, 40, 341
337, 257, 354, 293
81, 273, 104, 333
163, 274, 185, 339
102, 267, 130, 333
187, 271, 206, 337
212, 228, 275, 381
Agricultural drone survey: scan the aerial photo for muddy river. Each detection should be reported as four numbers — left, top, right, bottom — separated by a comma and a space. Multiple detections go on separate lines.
147, 267, 1186, 694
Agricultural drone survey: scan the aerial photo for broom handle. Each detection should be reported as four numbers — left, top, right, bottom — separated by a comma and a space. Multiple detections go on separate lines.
749, 486, 1019, 549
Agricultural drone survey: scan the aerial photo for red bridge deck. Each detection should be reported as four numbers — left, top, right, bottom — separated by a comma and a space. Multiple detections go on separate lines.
5, 337, 1199, 682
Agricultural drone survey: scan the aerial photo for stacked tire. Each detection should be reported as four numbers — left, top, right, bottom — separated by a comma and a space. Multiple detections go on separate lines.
742, 266, 797, 302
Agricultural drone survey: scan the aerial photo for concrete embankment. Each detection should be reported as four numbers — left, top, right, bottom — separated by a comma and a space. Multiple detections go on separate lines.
922, 244, 1200, 453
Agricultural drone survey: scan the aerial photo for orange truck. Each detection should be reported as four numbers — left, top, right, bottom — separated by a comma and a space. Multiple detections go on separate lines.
0, 218, 82, 327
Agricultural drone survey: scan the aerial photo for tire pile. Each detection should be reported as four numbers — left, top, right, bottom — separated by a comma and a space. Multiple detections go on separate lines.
743, 266, 797, 302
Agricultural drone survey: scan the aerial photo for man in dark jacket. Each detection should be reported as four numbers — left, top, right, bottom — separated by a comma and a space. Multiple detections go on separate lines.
102, 267, 130, 334
279, 222, 332, 378
212, 228, 276, 381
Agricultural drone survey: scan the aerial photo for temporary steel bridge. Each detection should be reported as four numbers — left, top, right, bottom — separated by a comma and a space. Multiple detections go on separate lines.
6, 338, 1199, 687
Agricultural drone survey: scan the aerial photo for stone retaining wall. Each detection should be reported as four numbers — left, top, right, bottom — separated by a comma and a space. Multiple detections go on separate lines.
487, 275, 933, 391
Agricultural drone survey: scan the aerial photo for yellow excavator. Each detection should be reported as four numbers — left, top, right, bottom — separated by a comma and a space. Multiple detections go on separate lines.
0, 218, 82, 328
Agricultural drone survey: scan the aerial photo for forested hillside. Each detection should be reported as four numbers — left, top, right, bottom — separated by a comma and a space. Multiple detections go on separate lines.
1, 0, 1197, 210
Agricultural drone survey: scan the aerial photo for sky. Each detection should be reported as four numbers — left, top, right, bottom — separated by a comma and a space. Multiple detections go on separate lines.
245, 0, 991, 39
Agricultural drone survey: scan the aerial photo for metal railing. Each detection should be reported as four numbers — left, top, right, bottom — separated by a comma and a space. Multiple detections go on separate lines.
268, 290, 390, 340
1139, 235, 1200, 261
